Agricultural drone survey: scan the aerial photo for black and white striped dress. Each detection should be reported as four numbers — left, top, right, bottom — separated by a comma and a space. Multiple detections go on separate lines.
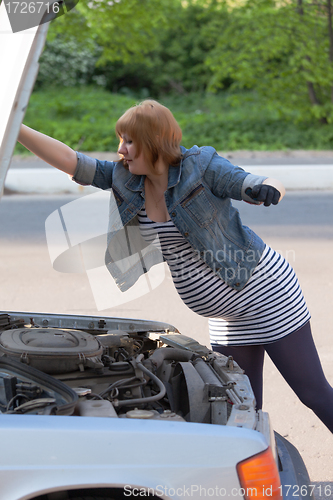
138, 208, 311, 346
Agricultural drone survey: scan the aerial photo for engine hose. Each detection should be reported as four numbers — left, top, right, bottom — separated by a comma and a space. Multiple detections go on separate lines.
114, 359, 166, 407
193, 358, 224, 386
143, 347, 198, 372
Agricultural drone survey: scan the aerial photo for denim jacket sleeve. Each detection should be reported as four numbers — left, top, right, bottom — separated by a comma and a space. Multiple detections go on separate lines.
72, 152, 116, 190
201, 148, 267, 204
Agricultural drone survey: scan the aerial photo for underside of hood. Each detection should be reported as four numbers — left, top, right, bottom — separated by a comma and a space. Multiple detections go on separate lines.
0, 3, 50, 198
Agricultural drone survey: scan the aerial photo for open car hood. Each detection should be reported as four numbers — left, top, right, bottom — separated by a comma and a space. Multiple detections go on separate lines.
0, 2, 50, 198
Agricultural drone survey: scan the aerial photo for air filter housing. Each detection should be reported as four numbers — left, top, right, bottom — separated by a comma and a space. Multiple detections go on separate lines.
0, 328, 104, 373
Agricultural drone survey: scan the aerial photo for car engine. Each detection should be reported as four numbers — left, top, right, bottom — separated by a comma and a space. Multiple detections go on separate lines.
0, 311, 259, 430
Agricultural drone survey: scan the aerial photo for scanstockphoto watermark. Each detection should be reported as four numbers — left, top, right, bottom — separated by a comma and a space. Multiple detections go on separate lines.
4, 0, 78, 33
123, 484, 280, 497
164, 246, 296, 267
44, 190, 166, 311
44, 190, 299, 310
123, 484, 333, 498
164, 246, 297, 283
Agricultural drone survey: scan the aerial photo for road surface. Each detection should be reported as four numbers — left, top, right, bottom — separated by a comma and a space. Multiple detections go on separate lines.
0, 191, 332, 494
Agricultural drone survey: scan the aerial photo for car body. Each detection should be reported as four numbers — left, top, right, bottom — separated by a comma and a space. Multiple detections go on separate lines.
0, 4, 313, 500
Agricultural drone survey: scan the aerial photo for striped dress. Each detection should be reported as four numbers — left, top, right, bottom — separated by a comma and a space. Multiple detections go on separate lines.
138, 208, 311, 346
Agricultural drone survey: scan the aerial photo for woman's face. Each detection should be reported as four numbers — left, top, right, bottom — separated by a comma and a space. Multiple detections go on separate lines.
118, 134, 151, 175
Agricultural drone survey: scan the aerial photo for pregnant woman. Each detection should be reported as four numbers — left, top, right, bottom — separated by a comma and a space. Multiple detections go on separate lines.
18, 99, 333, 432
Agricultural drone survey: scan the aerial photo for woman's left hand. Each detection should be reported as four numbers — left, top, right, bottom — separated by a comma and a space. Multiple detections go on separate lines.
245, 177, 286, 206
246, 184, 281, 206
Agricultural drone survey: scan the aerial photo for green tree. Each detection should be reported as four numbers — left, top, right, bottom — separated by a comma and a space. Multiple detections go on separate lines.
42, 0, 223, 95
145, 0, 224, 94
48, 0, 181, 64
35, 38, 100, 88
205, 0, 333, 123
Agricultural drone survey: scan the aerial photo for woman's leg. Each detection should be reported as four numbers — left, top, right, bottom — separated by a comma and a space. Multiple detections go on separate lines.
265, 322, 333, 432
211, 344, 265, 409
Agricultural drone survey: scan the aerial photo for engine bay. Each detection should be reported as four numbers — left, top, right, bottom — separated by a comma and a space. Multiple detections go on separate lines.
0, 312, 258, 429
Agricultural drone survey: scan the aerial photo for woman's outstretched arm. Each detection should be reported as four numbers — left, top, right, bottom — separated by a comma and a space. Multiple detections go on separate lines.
18, 124, 77, 176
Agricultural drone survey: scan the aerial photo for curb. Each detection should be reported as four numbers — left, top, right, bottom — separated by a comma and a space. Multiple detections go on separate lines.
4, 164, 333, 194
242, 164, 333, 190
5, 168, 98, 195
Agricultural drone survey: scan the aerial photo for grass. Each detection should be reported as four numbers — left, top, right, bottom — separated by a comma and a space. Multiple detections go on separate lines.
15, 87, 333, 154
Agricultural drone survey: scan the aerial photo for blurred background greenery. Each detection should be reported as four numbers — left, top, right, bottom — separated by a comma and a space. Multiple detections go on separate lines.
18, 0, 333, 152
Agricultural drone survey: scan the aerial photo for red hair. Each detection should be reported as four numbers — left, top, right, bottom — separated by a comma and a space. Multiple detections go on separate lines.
116, 100, 182, 168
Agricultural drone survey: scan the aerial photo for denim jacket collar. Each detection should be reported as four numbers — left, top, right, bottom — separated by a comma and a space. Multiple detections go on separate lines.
124, 173, 145, 193
124, 146, 200, 193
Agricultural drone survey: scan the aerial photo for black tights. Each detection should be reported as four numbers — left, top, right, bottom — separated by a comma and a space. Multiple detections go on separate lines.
212, 322, 333, 433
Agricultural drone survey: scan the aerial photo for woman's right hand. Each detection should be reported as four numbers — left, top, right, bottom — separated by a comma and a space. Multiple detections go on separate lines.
18, 125, 78, 176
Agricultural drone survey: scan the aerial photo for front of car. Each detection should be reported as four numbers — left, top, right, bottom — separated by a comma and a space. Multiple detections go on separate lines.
0, 310, 280, 500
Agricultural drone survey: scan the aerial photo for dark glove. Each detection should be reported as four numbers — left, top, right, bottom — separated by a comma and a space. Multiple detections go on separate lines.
245, 184, 281, 207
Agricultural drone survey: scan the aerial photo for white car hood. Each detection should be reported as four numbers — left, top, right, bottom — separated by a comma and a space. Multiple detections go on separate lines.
0, 3, 50, 197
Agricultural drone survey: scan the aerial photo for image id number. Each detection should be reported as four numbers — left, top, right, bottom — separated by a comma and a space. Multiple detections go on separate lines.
5, 2, 60, 14
280, 484, 332, 497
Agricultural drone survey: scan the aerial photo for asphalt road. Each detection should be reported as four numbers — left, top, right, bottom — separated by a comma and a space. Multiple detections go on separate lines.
0, 191, 332, 494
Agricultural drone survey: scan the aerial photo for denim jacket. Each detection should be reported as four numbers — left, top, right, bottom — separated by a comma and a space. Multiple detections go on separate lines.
73, 146, 267, 292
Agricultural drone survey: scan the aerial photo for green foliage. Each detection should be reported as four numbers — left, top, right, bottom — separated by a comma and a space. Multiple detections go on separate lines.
16, 88, 333, 155
42, 0, 220, 95
40, 0, 333, 126
163, 92, 333, 150
143, 1, 223, 93
91, 0, 221, 95
18, 88, 136, 152
35, 38, 101, 88
48, 0, 180, 64
205, 0, 333, 122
